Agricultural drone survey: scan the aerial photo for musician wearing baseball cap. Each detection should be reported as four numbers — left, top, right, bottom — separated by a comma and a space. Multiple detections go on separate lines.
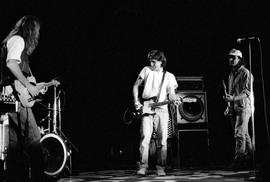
223, 48, 254, 171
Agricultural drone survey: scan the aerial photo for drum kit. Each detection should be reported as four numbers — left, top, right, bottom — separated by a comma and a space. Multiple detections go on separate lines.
0, 84, 78, 178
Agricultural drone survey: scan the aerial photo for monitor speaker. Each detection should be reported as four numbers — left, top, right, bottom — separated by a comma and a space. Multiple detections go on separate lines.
176, 91, 208, 124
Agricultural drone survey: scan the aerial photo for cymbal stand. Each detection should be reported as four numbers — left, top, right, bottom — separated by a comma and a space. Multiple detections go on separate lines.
51, 85, 79, 175
39, 103, 51, 134
58, 95, 61, 132
52, 85, 58, 134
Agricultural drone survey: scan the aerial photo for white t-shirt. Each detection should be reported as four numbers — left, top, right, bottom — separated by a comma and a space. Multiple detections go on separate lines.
2, 35, 24, 95
139, 66, 178, 109
6, 35, 24, 64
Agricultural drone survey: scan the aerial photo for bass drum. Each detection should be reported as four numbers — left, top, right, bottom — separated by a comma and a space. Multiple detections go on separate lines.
41, 133, 70, 176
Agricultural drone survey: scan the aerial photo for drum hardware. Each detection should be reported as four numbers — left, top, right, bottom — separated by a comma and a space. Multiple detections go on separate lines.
0, 88, 17, 180
0, 113, 9, 181
40, 85, 78, 177
41, 133, 72, 176
0, 91, 16, 174
39, 103, 51, 135
0, 114, 9, 161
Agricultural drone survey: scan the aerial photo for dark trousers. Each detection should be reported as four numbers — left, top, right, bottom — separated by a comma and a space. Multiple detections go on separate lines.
6, 106, 46, 182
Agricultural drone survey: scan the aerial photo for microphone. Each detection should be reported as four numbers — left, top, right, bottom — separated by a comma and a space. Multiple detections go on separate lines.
237, 37, 257, 43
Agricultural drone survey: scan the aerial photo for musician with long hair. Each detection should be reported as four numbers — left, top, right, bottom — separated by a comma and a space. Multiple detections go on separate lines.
133, 50, 179, 176
0, 15, 47, 182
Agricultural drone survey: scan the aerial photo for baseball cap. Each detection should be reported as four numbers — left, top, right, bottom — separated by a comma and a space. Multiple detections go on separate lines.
228, 49, 242, 58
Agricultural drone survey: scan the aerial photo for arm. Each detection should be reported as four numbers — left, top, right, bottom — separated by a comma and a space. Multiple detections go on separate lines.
133, 76, 143, 109
7, 59, 39, 97
167, 74, 179, 103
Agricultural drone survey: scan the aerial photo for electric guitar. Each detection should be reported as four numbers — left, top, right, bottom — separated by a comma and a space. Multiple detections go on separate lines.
123, 96, 181, 125
14, 76, 60, 107
222, 80, 233, 117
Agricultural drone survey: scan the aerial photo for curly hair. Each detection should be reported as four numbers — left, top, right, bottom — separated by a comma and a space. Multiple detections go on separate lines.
2, 15, 40, 55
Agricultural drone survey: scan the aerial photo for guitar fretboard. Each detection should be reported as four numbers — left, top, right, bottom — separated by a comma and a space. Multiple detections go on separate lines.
150, 101, 173, 107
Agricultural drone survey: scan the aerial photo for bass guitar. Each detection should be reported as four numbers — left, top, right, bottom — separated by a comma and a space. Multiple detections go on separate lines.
14, 76, 60, 107
123, 96, 181, 125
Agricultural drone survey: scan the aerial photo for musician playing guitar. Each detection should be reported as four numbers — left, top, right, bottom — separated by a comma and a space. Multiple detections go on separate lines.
0, 15, 54, 182
133, 50, 180, 176
223, 49, 254, 171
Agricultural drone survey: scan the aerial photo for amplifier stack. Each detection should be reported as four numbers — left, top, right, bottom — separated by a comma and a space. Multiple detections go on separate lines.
174, 76, 210, 168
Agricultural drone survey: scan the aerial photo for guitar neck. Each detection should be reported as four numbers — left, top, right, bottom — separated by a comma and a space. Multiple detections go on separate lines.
38, 82, 55, 90
150, 100, 173, 107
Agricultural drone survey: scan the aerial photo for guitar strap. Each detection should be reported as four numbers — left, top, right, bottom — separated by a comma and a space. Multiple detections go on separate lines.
156, 71, 166, 103
29, 67, 33, 77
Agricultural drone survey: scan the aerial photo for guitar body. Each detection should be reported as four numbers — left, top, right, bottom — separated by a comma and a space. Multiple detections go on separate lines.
14, 76, 60, 108
123, 104, 142, 125
14, 76, 37, 107
141, 98, 157, 115
123, 97, 179, 125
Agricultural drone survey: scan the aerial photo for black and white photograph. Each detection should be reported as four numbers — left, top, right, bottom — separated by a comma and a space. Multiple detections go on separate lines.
0, 0, 270, 181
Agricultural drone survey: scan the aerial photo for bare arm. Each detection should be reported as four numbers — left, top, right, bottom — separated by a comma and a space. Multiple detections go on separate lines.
7, 59, 39, 96
133, 76, 143, 109
224, 93, 248, 102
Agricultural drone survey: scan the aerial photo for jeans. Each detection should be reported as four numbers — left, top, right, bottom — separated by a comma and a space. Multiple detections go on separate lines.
232, 109, 253, 161
138, 108, 169, 169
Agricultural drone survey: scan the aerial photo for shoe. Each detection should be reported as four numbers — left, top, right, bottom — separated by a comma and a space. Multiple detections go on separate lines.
156, 168, 166, 176
137, 167, 147, 175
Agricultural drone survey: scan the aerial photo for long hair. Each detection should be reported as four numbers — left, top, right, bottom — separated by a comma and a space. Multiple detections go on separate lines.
2, 15, 40, 55
147, 50, 167, 68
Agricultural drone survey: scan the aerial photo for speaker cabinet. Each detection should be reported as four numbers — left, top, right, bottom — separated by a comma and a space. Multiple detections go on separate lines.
176, 91, 208, 124
178, 130, 210, 168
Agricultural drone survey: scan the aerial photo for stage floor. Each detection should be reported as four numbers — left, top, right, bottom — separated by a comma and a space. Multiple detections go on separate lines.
57, 169, 256, 182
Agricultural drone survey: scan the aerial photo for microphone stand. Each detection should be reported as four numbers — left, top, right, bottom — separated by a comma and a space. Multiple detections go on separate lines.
247, 40, 256, 177
56, 91, 78, 152
251, 38, 270, 181
53, 85, 58, 134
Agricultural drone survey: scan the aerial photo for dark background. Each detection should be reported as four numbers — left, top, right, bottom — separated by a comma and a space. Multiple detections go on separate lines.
1, 0, 270, 172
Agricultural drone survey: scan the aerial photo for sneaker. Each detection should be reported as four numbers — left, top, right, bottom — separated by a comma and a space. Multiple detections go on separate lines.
156, 168, 166, 176
137, 167, 147, 175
